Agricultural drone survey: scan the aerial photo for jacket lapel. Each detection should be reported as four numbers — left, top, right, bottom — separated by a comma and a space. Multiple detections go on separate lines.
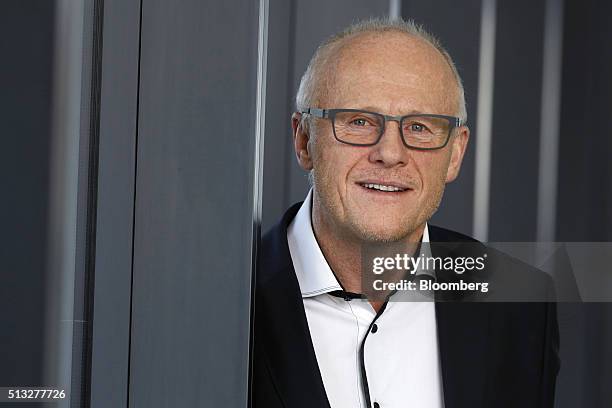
429, 225, 491, 408
256, 203, 331, 408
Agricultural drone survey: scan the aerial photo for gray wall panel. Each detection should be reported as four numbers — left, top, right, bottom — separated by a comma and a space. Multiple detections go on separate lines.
90, 0, 141, 407
129, 1, 259, 406
262, 0, 295, 231
488, 0, 545, 241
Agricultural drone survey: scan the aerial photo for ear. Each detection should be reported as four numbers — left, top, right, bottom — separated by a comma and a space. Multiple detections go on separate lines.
292, 112, 314, 171
445, 126, 470, 183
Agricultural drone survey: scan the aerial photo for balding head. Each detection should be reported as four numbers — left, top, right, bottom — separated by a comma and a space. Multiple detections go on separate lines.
296, 18, 467, 124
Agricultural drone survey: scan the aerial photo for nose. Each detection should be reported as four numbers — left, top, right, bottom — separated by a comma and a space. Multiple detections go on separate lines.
368, 119, 409, 167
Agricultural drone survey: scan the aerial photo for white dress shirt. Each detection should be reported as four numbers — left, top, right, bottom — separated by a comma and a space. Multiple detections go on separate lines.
287, 190, 444, 408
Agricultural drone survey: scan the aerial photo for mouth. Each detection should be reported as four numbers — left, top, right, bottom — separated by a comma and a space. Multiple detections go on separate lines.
357, 181, 412, 193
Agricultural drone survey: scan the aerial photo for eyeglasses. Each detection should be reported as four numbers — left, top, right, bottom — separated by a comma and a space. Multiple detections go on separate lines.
300, 108, 462, 150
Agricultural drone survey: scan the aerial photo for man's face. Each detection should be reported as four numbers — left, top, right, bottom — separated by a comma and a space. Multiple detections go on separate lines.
294, 32, 469, 243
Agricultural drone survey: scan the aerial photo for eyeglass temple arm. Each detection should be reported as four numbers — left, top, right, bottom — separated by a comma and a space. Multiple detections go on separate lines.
300, 108, 328, 118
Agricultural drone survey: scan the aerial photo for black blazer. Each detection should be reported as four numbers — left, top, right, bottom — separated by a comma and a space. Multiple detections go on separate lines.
252, 203, 560, 408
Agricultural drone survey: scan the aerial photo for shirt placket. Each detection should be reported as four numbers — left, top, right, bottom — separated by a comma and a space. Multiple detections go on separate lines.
359, 301, 389, 408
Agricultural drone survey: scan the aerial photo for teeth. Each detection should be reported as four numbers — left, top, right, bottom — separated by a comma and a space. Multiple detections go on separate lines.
362, 183, 405, 192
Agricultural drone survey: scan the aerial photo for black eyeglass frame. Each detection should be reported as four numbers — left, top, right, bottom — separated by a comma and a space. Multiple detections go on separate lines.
300, 107, 463, 151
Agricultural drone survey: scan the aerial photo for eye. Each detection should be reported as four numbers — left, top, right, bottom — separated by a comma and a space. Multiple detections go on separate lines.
403, 120, 434, 134
410, 123, 426, 132
350, 117, 370, 127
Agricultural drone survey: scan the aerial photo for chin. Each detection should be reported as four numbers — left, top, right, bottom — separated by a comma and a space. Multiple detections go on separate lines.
351, 220, 415, 243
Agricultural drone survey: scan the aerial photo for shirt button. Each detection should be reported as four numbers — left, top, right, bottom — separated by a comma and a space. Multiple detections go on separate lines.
373, 403, 380, 408
371, 324, 378, 333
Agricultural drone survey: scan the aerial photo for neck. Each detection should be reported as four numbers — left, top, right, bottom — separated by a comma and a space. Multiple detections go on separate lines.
310, 194, 425, 295
312, 211, 363, 294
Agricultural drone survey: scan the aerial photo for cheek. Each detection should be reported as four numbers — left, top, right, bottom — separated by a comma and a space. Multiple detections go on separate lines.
315, 143, 360, 184
415, 152, 452, 190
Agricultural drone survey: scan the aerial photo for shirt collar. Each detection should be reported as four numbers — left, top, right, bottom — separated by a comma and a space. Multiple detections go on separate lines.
287, 190, 342, 297
287, 189, 432, 298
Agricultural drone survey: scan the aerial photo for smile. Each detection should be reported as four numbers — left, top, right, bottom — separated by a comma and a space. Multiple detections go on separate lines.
359, 183, 409, 192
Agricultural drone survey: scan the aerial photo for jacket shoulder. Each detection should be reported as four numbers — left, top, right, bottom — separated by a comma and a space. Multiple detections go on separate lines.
428, 224, 480, 243
258, 202, 302, 285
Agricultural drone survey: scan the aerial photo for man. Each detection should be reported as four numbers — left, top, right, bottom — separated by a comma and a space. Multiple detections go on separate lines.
253, 18, 559, 408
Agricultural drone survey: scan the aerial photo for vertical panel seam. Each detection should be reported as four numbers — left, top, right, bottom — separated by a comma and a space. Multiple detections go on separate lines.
248, 0, 269, 406
283, 0, 298, 210
473, 0, 497, 242
389, 0, 401, 20
537, 0, 564, 242
126, 0, 144, 407
83, 1, 106, 406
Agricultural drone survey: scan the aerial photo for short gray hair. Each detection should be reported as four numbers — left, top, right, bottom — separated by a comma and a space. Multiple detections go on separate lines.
295, 17, 468, 124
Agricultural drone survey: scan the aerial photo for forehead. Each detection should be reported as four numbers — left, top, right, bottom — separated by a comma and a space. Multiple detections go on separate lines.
322, 32, 457, 115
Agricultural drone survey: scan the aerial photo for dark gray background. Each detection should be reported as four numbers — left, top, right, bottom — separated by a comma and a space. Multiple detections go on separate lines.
0, 0, 54, 392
